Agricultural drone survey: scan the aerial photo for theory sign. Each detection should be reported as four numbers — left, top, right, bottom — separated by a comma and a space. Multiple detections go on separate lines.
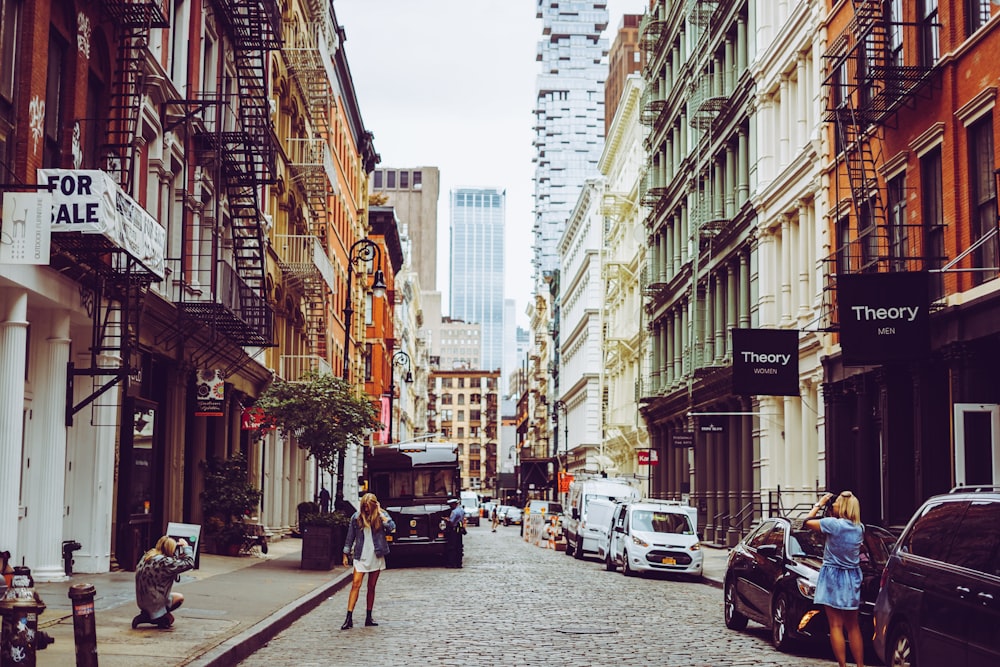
732, 328, 799, 396
837, 272, 929, 365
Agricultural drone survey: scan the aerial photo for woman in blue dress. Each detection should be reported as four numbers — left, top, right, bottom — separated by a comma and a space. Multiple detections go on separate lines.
805, 491, 865, 667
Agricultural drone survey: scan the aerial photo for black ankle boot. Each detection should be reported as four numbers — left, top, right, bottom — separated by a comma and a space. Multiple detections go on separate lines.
341, 611, 353, 630
365, 610, 378, 627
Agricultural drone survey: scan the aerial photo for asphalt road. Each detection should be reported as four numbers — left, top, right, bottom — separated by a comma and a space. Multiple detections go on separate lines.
239, 524, 846, 667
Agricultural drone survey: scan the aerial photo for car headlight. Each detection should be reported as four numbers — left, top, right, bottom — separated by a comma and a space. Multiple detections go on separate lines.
691, 542, 701, 551
631, 535, 649, 548
439, 519, 448, 530
796, 577, 816, 599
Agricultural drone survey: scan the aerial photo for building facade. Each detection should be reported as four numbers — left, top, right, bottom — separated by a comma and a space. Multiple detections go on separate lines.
428, 368, 501, 494
0, 0, 381, 577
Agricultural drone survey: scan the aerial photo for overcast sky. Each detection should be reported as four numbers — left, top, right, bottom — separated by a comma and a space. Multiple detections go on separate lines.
334, 0, 648, 328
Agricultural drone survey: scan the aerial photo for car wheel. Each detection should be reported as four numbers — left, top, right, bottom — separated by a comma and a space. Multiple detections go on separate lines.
770, 592, 794, 652
605, 553, 616, 572
623, 551, 637, 577
887, 622, 916, 667
724, 579, 748, 631
573, 537, 584, 560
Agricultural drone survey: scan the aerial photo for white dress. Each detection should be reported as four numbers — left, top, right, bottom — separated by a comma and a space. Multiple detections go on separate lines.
353, 526, 386, 573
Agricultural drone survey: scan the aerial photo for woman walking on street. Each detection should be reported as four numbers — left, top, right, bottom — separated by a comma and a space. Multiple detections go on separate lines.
805, 491, 865, 667
341, 493, 396, 630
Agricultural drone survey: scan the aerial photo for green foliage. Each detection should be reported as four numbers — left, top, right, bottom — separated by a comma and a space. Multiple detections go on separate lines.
254, 371, 382, 471
200, 454, 263, 539
301, 511, 352, 528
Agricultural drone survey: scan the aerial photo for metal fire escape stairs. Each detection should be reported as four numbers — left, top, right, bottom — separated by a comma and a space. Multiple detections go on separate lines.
821, 0, 941, 329
686, 0, 725, 385
280, 13, 339, 364
186, 0, 282, 355
65, 0, 170, 426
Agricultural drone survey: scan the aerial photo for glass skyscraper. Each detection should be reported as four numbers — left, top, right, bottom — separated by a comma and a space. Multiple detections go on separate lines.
532, 0, 609, 285
449, 187, 506, 372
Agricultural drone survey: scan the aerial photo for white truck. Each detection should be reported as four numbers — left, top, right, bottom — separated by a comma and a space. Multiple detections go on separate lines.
562, 477, 641, 559
460, 491, 480, 526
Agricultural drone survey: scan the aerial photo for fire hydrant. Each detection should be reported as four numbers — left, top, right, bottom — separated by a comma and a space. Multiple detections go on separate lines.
0, 565, 53, 667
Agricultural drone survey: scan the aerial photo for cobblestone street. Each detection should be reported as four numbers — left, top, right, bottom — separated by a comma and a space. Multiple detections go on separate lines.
239, 524, 842, 667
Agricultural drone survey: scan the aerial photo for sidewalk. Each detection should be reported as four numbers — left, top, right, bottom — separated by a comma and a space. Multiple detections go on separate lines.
32, 537, 353, 667
29, 537, 730, 666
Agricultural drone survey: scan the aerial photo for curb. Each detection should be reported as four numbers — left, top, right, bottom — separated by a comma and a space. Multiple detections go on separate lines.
182, 569, 355, 667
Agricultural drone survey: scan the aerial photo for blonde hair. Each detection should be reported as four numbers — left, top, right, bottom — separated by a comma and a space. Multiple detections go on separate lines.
833, 491, 861, 525
142, 535, 178, 563
357, 493, 384, 531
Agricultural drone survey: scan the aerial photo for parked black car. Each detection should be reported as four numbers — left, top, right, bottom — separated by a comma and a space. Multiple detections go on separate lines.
873, 486, 1000, 667
723, 515, 895, 652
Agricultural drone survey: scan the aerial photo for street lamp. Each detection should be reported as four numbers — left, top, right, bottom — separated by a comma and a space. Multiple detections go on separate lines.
342, 238, 387, 381
335, 238, 386, 509
387, 351, 413, 444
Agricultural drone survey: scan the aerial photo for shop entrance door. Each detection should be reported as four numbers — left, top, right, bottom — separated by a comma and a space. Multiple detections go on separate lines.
953, 403, 1000, 487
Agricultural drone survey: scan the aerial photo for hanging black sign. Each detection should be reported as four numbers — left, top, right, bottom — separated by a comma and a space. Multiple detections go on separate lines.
732, 328, 800, 396
837, 272, 930, 365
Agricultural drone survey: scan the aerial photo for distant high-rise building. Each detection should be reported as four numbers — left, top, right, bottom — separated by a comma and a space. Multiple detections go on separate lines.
531, 0, 609, 286
372, 166, 440, 291
605, 14, 645, 136
449, 187, 505, 372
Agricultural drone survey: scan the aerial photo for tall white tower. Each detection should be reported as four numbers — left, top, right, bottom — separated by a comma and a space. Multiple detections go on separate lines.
449, 187, 506, 372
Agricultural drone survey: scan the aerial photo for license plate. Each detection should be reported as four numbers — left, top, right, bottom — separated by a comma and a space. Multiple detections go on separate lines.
661, 557, 676, 565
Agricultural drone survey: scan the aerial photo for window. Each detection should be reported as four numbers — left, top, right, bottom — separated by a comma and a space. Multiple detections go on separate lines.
944, 501, 1000, 575
966, 0, 992, 36
470, 409, 481, 422
887, 0, 904, 69
413, 170, 422, 189
364, 344, 372, 381
373, 170, 383, 188
386, 170, 396, 188
457, 427, 464, 438
442, 377, 452, 388
858, 198, 878, 271
903, 501, 966, 561
441, 394, 453, 405
887, 172, 908, 271
458, 378, 465, 388
457, 394, 465, 405
43, 30, 68, 168
968, 115, 997, 284
921, 147, 945, 300
457, 410, 465, 422
365, 292, 373, 325
0, 0, 19, 103
471, 393, 482, 403
400, 171, 409, 188
919, 0, 940, 67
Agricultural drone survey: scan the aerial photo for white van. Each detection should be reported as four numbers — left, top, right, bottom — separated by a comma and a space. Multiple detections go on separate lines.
460, 491, 480, 526
563, 477, 641, 559
605, 499, 702, 577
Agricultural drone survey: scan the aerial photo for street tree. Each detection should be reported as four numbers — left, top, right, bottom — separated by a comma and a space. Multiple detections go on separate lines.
254, 372, 381, 506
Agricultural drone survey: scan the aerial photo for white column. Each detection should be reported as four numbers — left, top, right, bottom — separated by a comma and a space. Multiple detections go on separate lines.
781, 216, 793, 325
796, 54, 808, 148
779, 75, 790, 168
0, 290, 28, 558
798, 202, 812, 319
30, 311, 72, 581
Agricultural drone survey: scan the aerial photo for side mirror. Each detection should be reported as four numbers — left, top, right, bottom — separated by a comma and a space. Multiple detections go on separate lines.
756, 543, 780, 559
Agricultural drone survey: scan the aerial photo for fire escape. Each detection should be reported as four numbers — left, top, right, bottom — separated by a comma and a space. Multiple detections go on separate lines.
822, 0, 940, 327
184, 0, 282, 350
277, 10, 339, 379
62, 0, 171, 424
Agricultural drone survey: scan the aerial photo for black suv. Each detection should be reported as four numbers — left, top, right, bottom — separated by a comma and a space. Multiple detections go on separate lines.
873, 486, 1000, 667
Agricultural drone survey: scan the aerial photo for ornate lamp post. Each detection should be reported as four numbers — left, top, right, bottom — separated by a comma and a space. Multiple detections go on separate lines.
336, 238, 386, 508
553, 400, 568, 498
387, 351, 413, 444
342, 239, 387, 381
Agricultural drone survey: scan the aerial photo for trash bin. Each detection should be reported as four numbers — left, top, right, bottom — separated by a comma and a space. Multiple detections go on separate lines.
0, 566, 52, 667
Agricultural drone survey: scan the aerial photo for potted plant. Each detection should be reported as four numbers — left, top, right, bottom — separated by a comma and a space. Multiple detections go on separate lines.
297, 501, 319, 536
200, 454, 263, 556
300, 510, 352, 570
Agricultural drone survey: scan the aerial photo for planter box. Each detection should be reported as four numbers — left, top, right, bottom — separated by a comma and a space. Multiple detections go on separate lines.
300, 525, 346, 570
